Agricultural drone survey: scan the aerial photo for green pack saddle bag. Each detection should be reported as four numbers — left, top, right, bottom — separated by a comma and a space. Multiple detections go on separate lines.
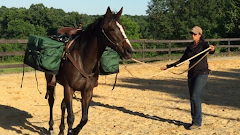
100, 47, 119, 75
24, 35, 64, 74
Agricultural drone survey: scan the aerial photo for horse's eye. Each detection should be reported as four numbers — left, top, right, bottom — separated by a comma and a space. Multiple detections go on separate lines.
109, 28, 115, 31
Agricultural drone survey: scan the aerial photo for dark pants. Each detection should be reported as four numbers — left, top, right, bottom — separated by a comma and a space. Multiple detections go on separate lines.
188, 74, 208, 126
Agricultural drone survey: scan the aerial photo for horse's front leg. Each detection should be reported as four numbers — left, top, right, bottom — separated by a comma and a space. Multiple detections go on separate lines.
73, 88, 93, 134
64, 86, 75, 135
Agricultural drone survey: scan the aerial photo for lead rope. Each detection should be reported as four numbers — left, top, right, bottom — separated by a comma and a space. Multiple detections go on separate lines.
167, 47, 211, 75
124, 47, 211, 78
168, 50, 210, 75
125, 58, 169, 78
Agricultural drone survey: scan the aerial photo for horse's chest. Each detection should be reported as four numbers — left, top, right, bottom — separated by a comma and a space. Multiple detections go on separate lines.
68, 76, 86, 90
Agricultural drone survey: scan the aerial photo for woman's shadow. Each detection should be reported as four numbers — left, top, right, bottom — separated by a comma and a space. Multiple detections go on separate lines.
0, 104, 48, 135
91, 101, 191, 129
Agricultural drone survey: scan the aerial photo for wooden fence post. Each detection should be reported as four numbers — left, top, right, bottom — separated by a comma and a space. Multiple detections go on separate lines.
168, 42, 171, 61
142, 41, 145, 62
228, 39, 231, 56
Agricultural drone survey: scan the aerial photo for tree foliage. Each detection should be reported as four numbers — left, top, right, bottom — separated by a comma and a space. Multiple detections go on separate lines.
0, 2, 240, 63
121, 15, 140, 39
0, 4, 142, 40
146, 0, 232, 40
0, 2, 239, 41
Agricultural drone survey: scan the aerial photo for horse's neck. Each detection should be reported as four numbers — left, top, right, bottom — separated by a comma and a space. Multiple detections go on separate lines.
78, 36, 106, 73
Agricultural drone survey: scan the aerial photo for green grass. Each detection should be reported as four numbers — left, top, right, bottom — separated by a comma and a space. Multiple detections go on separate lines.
0, 66, 35, 74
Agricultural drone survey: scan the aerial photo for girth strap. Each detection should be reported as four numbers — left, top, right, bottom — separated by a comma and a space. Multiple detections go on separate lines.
63, 35, 91, 78
66, 53, 91, 78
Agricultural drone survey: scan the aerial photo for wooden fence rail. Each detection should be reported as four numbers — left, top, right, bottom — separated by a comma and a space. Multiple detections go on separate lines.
0, 38, 240, 69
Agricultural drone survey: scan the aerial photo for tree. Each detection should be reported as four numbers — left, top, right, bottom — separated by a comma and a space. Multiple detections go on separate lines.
121, 15, 140, 39
127, 15, 149, 39
35, 25, 47, 36
219, 0, 240, 38
7, 19, 36, 39
146, 0, 226, 40
27, 4, 47, 26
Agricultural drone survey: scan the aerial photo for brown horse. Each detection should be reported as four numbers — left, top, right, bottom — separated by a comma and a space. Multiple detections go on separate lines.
45, 7, 134, 135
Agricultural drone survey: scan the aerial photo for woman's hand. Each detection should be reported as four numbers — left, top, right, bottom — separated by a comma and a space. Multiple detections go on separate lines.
210, 45, 215, 52
160, 65, 168, 70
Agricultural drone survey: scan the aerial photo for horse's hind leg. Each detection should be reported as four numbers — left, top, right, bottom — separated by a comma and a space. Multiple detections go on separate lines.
47, 85, 55, 134
64, 86, 75, 135
59, 99, 66, 135
73, 89, 93, 134
45, 73, 56, 134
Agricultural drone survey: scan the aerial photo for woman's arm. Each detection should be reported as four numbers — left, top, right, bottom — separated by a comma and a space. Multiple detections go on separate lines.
160, 46, 190, 70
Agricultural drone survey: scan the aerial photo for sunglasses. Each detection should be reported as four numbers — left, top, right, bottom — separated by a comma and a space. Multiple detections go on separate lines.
190, 32, 197, 36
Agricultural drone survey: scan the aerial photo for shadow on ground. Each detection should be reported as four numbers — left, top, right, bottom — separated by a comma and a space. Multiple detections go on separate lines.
91, 100, 190, 129
100, 69, 240, 109
0, 104, 48, 135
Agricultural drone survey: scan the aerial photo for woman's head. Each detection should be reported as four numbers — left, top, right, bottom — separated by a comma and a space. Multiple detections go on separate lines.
190, 26, 204, 42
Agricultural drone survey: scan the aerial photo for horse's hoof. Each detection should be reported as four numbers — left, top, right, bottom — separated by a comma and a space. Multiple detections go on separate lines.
67, 129, 73, 135
68, 129, 79, 135
49, 130, 55, 135
58, 132, 64, 135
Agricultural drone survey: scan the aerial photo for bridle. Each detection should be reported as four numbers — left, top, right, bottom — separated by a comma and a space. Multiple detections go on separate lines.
101, 28, 128, 90
101, 29, 127, 46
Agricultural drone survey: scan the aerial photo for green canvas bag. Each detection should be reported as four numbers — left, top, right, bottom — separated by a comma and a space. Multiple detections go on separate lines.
100, 47, 119, 75
24, 35, 64, 74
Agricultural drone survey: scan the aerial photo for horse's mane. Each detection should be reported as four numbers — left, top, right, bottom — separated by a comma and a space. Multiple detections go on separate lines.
86, 17, 103, 33
84, 11, 120, 35
76, 12, 119, 47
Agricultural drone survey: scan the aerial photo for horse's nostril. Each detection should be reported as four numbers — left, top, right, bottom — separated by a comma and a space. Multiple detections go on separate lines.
126, 48, 133, 54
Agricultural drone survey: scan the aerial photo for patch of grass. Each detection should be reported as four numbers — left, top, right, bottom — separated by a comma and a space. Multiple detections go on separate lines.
0, 67, 35, 74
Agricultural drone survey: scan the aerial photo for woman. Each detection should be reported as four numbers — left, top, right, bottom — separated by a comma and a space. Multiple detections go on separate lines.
161, 26, 215, 130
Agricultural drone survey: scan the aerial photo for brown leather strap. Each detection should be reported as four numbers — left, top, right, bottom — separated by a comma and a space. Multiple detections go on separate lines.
66, 36, 79, 52
66, 54, 89, 78
64, 35, 93, 78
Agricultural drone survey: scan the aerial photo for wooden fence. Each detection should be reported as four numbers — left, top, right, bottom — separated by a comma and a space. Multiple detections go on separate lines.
0, 38, 240, 69
130, 38, 240, 62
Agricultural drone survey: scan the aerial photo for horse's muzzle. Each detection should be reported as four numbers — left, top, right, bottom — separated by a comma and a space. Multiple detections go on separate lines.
124, 47, 134, 59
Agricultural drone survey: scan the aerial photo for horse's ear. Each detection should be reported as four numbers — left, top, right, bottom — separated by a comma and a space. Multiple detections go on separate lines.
105, 6, 112, 18
116, 7, 123, 18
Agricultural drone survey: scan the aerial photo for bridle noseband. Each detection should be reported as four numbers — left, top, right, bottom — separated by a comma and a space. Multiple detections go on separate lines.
101, 29, 127, 46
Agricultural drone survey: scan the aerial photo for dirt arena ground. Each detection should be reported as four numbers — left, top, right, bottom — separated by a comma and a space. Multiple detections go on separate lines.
0, 56, 240, 135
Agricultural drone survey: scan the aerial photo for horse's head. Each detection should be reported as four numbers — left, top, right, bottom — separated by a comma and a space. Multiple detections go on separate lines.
101, 7, 134, 59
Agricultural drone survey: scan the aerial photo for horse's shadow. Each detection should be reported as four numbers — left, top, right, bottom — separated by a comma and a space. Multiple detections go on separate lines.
0, 104, 48, 135
91, 101, 190, 129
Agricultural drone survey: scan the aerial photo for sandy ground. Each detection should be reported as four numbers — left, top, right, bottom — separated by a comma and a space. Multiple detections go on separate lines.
0, 56, 240, 135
